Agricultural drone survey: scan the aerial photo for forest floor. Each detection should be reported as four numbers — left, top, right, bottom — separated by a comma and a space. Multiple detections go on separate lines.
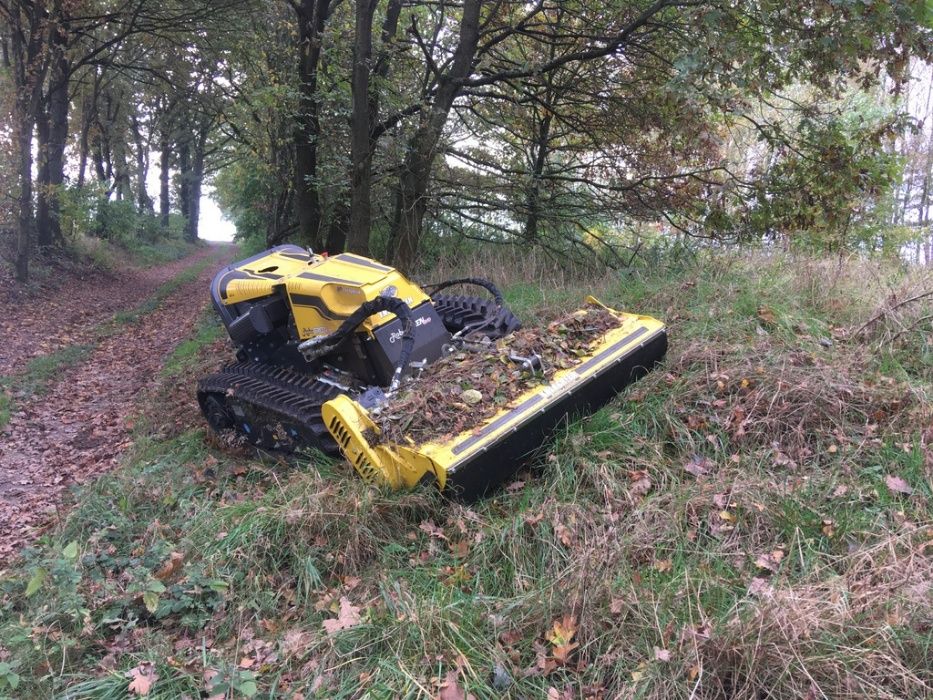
0, 248, 930, 700
0, 244, 232, 557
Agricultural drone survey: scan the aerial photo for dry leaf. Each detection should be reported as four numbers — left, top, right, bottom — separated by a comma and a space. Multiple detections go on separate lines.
748, 577, 774, 597
629, 476, 652, 498
885, 474, 913, 495
127, 663, 158, 696
554, 523, 574, 547
757, 306, 776, 325
683, 455, 712, 477
322, 597, 362, 634
754, 549, 784, 572
154, 551, 184, 581
281, 628, 312, 659
420, 520, 447, 540
653, 558, 673, 573
449, 540, 470, 558
437, 669, 476, 700
546, 614, 579, 664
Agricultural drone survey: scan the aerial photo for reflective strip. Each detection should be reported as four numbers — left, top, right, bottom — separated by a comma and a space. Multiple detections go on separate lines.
451, 395, 543, 455
289, 294, 350, 320
449, 326, 650, 456
335, 254, 392, 272
219, 270, 254, 299
298, 271, 355, 284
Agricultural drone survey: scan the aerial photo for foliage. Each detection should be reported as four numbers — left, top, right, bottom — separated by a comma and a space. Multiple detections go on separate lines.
744, 96, 909, 251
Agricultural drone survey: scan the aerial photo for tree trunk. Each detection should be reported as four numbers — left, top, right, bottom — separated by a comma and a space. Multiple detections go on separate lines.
77, 97, 91, 188
326, 199, 349, 253
43, 48, 70, 245
390, 0, 482, 272
10, 1, 57, 281
15, 124, 35, 282
36, 104, 52, 248
92, 128, 107, 183
348, 0, 402, 256
348, 0, 378, 256
293, 0, 331, 251
178, 134, 191, 227
185, 128, 208, 242
524, 111, 552, 243
267, 187, 293, 247
131, 112, 153, 213
160, 135, 171, 228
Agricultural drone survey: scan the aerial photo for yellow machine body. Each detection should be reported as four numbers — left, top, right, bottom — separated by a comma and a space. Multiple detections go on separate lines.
212, 249, 429, 340
321, 302, 667, 497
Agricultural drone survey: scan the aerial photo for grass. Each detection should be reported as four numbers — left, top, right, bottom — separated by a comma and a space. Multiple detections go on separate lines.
0, 249, 930, 699
72, 234, 198, 270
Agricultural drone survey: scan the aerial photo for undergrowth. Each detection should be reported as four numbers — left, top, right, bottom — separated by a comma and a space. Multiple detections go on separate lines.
0, 250, 930, 699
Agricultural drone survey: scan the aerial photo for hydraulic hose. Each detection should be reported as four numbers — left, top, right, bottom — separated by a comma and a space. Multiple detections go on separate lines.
298, 296, 415, 392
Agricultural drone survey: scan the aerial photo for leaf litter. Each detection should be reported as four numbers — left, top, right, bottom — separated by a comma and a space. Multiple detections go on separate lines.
0, 247, 230, 559
376, 304, 622, 444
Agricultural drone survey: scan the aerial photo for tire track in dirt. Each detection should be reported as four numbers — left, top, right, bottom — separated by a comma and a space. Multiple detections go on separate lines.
0, 245, 235, 558
0, 245, 221, 376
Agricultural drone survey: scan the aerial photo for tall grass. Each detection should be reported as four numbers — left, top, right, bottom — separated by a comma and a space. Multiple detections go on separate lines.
0, 249, 929, 699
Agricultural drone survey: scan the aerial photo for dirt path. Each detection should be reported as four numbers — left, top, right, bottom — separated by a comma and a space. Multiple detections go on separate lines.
0, 245, 234, 557
0, 245, 221, 376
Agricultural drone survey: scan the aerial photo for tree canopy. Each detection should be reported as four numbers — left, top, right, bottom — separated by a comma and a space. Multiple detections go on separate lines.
2, 0, 933, 279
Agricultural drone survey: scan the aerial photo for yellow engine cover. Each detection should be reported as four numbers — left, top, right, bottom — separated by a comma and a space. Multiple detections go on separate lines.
213, 247, 429, 340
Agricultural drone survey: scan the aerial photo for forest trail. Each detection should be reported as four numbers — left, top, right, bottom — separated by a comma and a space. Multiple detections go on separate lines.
0, 245, 222, 376
0, 245, 234, 557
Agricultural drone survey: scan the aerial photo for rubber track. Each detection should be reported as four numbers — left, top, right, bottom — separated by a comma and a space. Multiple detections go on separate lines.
431, 294, 521, 339
197, 361, 343, 454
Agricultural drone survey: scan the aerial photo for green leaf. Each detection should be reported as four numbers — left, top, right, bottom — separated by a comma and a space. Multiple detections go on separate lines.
25, 569, 47, 597
142, 590, 161, 613
146, 579, 167, 594
237, 679, 258, 698
207, 579, 229, 593
62, 540, 79, 560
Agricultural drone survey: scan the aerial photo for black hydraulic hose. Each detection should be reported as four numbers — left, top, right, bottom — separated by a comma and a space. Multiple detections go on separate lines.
298, 296, 415, 391
423, 277, 504, 308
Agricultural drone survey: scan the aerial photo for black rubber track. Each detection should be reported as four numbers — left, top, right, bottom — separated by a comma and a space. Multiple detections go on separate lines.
431, 294, 521, 339
197, 361, 343, 454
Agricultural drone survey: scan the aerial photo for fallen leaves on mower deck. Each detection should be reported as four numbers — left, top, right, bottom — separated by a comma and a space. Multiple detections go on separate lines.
375, 304, 622, 445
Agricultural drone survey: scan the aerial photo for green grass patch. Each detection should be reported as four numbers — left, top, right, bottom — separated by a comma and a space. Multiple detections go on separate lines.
0, 390, 11, 429
112, 258, 216, 326
161, 313, 225, 377
0, 344, 96, 429
1, 249, 930, 699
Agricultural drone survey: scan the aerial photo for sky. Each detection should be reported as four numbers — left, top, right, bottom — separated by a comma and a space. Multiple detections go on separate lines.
199, 188, 236, 242
142, 158, 235, 242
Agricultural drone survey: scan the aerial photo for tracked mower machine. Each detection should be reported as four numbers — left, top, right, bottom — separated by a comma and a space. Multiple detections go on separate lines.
197, 246, 667, 497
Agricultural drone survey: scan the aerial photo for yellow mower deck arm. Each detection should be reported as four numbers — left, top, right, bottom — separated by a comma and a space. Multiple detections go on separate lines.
321, 300, 667, 499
